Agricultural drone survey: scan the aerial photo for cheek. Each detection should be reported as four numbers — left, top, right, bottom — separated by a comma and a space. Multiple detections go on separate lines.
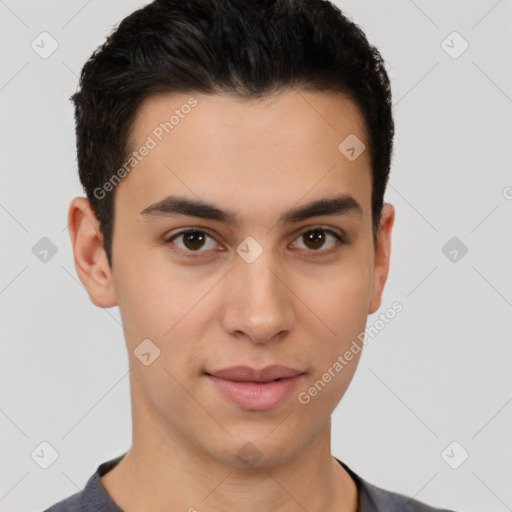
297, 358, 360, 415
308, 253, 373, 336
112, 238, 189, 335
296, 269, 370, 412
115, 273, 206, 416
294, 252, 372, 399
112, 252, 212, 385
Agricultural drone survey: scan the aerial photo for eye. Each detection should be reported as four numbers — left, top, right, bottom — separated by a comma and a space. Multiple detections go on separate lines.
289, 227, 345, 255
165, 229, 220, 256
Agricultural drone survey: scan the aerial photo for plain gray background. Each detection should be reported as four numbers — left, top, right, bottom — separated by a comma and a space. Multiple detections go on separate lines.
1, 1, 511, 511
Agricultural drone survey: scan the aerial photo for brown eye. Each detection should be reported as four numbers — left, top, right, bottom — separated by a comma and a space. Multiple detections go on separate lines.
181, 231, 207, 250
166, 230, 218, 254
303, 229, 327, 250
290, 227, 345, 256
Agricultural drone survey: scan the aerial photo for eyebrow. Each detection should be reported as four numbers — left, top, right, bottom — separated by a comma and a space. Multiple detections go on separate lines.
140, 194, 363, 225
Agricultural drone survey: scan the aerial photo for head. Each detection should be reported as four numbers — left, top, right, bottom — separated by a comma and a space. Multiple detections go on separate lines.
68, 0, 395, 468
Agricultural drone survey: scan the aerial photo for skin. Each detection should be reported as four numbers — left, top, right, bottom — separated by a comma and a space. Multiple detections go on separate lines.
68, 89, 395, 512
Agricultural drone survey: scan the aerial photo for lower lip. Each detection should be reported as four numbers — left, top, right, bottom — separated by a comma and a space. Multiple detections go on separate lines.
206, 374, 304, 410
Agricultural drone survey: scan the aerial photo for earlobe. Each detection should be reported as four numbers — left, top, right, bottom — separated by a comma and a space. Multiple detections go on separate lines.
368, 203, 395, 315
67, 196, 118, 308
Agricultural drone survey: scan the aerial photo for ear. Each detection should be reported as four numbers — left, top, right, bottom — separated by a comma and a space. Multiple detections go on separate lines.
368, 202, 395, 315
67, 196, 118, 308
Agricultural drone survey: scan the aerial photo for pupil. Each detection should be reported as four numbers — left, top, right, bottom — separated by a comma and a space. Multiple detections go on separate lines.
305, 230, 325, 250
185, 231, 205, 250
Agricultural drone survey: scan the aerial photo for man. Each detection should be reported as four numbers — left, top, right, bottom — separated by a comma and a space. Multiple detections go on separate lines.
45, 0, 456, 510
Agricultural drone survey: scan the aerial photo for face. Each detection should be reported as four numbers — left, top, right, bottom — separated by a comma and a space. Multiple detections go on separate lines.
69, 89, 394, 468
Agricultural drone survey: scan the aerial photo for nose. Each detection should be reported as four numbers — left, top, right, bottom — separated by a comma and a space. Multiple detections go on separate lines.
220, 249, 296, 345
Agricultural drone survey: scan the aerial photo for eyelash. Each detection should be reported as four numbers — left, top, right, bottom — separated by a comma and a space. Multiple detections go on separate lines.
163, 226, 347, 259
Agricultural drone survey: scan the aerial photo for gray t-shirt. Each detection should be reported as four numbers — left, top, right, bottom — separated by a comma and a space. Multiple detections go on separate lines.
43, 454, 457, 512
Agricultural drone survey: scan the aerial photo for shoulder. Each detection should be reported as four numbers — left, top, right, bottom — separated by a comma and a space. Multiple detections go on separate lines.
42, 490, 82, 512
42, 453, 126, 512
359, 478, 457, 512
335, 457, 457, 512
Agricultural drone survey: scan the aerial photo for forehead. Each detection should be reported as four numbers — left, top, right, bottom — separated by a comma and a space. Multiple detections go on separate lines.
117, 89, 372, 222
130, 89, 368, 154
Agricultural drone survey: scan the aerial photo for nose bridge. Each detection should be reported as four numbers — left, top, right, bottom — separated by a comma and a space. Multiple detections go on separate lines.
222, 245, 295, 342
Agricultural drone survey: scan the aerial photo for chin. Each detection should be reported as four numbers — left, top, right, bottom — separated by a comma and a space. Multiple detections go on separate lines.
204, 428, 306, 470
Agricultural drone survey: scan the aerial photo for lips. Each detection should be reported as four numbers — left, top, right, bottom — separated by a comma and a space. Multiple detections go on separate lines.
205, 365, 305, 410
206, 365, 304, 382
